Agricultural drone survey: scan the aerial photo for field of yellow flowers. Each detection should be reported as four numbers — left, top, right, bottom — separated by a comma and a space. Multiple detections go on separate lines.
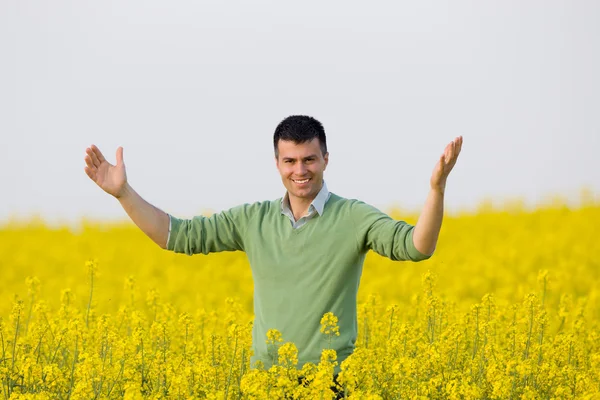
1, 195, 599, 399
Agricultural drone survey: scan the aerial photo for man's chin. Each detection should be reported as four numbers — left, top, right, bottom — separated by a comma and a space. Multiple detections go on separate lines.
291, 189, 316, 199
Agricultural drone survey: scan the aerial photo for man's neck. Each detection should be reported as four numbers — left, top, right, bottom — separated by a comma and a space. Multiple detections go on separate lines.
287, 181, 324, 221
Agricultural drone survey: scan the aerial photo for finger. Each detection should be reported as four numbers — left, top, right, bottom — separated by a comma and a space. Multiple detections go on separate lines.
84, 155, 96, 170
447, 137, 462, 167
84, 166, 96, 180
454, 136, 462, 159
433, 154, 444, 177
87, 147, 101, 167
443, 142, 452, 162
446, 141, 455, 164
438, 153, 447, 173
451, 138, 459, 158
116, 146, 124, 166
91, 144, 107, 163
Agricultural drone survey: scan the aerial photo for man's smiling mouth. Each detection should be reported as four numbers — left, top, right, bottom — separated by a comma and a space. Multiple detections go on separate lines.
292, 178, 311, 184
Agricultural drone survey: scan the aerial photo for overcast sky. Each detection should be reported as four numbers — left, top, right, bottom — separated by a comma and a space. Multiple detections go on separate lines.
1, 1, 598, 225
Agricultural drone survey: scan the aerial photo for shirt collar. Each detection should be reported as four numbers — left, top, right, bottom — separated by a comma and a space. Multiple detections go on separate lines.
281, 181, 330, 217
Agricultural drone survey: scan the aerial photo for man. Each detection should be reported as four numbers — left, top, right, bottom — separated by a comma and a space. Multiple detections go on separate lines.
84, 115, 462, 386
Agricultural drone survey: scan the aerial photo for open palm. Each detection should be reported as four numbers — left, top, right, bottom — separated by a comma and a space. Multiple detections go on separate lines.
430, 136, 463, 192
84, 145, 127, 198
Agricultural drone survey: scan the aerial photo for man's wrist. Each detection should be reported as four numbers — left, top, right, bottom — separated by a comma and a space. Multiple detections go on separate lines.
430, 184, 446, 196
116, 183, 133, 201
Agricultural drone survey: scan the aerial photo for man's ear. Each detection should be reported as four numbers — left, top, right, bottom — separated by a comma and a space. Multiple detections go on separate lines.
324, 152, 329, 169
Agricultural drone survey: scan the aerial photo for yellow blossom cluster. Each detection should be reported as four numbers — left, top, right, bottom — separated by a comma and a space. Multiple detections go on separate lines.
320, 312, 341, 338
0, 197, 599, 398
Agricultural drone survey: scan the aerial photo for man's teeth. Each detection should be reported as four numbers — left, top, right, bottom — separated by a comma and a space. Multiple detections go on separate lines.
293, 178, 310, 184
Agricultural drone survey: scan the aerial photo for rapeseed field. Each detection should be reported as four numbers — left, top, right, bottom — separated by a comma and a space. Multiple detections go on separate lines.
1, 197, 599, 399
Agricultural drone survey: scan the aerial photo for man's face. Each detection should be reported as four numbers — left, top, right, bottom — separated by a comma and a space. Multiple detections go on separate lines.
275, 138, 329, 201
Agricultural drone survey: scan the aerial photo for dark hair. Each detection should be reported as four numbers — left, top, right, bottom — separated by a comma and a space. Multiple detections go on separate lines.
273, 115, 327, 158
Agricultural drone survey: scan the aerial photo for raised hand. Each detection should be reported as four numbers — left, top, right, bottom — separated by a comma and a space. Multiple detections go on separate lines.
84, 145, 128, 198
430, 136, 463, 193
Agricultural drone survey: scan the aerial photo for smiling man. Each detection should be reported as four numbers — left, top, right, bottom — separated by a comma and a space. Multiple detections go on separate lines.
84, 115, 462, 396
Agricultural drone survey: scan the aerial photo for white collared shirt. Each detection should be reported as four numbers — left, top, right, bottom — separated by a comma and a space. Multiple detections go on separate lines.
280, 181, 331, 229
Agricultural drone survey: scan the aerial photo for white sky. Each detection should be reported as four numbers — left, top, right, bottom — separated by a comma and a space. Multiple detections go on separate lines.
1, 1, 598, 225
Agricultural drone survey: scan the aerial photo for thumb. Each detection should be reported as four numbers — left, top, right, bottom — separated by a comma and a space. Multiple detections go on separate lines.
436, 153, 444, 169
116, 146, 124, 165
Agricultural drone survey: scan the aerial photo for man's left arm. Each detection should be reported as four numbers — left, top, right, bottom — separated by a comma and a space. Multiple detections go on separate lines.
413, 136, 463, 256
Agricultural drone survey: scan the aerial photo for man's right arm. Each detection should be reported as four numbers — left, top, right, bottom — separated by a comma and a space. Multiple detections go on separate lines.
84, 145, 171, 249
84, 145, 242, 253
117, 183, 171, 249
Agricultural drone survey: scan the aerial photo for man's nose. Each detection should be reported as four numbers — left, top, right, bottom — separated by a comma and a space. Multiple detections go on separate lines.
295, 162, 307, 176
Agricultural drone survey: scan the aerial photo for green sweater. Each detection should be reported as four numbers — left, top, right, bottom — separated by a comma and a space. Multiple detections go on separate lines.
167, 193, 431, 374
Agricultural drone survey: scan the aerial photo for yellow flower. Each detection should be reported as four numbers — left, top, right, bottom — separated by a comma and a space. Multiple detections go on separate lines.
320, 349, 337, 364
25, 276, 41, 296
85, 258, 98, 275
2, 198, 600, 398
266, 328, 283, 345
320, 312, 340, 337
277, 342, 298, 367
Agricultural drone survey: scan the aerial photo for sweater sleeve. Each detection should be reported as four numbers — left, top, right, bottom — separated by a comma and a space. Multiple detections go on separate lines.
166, 214, 172, 245
350, 200, 431, 262
166, 204, 254, 255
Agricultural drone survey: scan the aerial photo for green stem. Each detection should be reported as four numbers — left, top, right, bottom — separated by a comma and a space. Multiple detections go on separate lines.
141, 339, 145, 391
106, 356, 125, 397
523, 302, 534, 360
67, 335, 79, 399
237, 348, 246, 393
25, 293, 34, 336
472, 307, 479, 359
162, 326, 168, 394
537, 322, 545, 365
10, 313, 20, 371
224, 335, 238, 400
387, 308, 395, 341
364, 316, 369, 349
542, 277, 547, 307
86, 273, 94, 329
8, 310, 21, 398
1, 328, 7, 400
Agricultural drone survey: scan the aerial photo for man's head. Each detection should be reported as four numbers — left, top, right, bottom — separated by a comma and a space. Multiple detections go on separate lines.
274, 115, 329, 203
